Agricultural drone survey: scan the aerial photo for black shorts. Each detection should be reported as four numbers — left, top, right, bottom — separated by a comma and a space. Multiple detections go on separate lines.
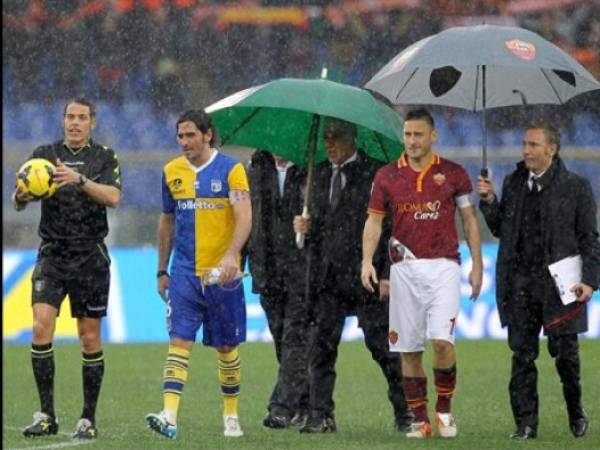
31, 242, 111, 318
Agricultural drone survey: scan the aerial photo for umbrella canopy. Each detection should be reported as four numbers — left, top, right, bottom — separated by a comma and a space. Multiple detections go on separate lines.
365, 24, 600, 174
206, 77, 404, 167
365, 24, 600, 110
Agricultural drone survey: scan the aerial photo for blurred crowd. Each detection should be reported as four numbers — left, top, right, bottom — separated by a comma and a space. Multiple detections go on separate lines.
3, 0, 600, 119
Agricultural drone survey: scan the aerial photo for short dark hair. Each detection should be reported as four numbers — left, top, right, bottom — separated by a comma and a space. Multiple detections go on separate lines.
177, 110, 217, 146
63, 97, 96, 118
405, 108, 435, 128
323, 117, 357, 142
527, 121, 561, 153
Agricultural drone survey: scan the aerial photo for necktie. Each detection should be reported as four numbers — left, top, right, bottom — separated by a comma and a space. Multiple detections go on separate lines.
330, 167, 342, 209
531, 176, 540, 193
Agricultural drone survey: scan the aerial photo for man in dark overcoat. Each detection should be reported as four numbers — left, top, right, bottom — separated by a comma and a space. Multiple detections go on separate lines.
247, 150, 310, 428
477, 121, 600, 440
294, 117, 412, 433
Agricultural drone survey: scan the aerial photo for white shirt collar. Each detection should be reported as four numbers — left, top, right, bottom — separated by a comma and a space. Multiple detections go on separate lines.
528, 169, 547, 180
276, 160, 294, 172
527, 169, 546, 191
332, 151, 358, 170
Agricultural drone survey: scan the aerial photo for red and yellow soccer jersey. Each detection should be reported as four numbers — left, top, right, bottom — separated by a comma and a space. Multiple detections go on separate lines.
368, 153, 472, 262
162, 151, 249, 276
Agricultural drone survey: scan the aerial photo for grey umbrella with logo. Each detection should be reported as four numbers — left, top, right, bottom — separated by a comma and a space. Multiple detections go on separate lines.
365, 24, 600, 176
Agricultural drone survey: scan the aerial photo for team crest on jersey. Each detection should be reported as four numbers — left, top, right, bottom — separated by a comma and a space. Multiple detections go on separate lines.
211, 179, 222, 192
433, 173, 446, 186
388, 330, 398, 345
505, 39, 536, 61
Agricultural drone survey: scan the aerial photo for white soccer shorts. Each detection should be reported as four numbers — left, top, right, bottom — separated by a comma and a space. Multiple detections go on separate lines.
389, 258, 461, 353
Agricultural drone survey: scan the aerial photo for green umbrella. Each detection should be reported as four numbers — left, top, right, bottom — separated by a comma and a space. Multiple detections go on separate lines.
206, 76, 404, 248
205, 77, 404, 167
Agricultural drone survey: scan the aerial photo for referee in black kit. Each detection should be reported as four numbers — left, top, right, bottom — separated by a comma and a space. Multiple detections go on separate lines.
12, 97, 121, 440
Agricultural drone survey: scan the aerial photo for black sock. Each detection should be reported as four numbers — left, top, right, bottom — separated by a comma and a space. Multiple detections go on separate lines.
31, 343, 55, 418
81, 350, 105, 423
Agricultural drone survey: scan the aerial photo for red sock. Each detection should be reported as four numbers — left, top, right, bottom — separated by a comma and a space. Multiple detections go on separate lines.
434, 365, 456, 413
402, 376, 429, 423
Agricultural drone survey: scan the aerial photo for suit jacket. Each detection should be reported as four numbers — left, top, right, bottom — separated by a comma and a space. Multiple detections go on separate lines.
308, 150, 389, 305
479, 157, 600, 334
247, 150, 308, 294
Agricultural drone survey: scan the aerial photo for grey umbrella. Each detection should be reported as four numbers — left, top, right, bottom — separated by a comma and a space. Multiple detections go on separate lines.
365, 24, 600, 175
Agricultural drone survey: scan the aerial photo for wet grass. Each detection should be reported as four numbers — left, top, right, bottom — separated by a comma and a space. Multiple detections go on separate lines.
3, 340, 599, 449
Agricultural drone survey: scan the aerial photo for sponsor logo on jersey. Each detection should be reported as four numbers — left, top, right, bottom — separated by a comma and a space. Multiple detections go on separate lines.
177, 199, 226, 210
396, 200, 442, 220
505, 39, 536, 61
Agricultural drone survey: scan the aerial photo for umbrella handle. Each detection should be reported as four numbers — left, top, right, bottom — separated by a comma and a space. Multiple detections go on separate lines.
480, 168, 489, 178
295, 206, 309, 249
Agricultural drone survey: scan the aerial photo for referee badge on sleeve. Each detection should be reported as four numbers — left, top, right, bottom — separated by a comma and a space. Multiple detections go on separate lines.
34, 280, 45, 292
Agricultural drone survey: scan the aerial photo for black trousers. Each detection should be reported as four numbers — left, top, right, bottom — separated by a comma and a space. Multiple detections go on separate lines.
507, 273, 583, 430
260, 274, 310, 417
308, 272, 407, 419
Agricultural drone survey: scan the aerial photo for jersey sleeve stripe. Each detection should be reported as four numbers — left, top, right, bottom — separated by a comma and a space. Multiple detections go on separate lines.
367, 208, 386, 216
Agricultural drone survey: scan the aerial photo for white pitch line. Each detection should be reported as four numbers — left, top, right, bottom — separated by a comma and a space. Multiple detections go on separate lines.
3, 426, 95, 450
6, 442, 94, 450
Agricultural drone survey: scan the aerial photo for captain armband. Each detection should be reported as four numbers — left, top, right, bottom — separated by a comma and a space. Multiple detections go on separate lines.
456, 193, 472, 208
229, 189, 250, 205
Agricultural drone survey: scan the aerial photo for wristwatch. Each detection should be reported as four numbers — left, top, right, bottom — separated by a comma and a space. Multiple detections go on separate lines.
157, 270, 169, 278
78, 174, 88, 186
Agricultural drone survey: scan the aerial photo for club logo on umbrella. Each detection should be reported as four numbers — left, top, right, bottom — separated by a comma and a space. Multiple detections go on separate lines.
505, 39, 537, 61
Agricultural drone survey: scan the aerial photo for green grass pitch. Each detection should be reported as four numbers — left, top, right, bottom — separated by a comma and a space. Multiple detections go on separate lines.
3, 340, 599, 450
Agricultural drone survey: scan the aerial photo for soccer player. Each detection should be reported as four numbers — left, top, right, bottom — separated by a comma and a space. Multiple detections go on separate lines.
12, 97, 122, 439
145, 110, 252, 439
361, 108, 482, 439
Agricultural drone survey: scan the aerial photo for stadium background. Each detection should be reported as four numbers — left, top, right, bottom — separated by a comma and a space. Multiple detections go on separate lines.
3, 0, 600, 344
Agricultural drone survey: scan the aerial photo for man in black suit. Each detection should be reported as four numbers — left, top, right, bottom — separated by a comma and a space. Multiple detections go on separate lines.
477, 121, 600, 440
247, 150, 310, 428
294, 117, 412, 433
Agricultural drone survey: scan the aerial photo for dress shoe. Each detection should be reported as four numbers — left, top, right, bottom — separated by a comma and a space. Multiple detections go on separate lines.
290, 411, 308, 428
394, 409, 414, 432
299, 414, 336, 433
262, 413, 290, 429
569, 409, 588, 438
510, 425, 537, 440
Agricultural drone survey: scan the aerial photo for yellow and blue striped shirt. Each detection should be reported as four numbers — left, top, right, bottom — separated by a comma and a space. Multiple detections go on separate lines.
162, 151, 249, 276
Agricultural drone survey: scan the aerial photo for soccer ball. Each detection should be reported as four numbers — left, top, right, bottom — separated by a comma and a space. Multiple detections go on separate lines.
16, 158, 57, 198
